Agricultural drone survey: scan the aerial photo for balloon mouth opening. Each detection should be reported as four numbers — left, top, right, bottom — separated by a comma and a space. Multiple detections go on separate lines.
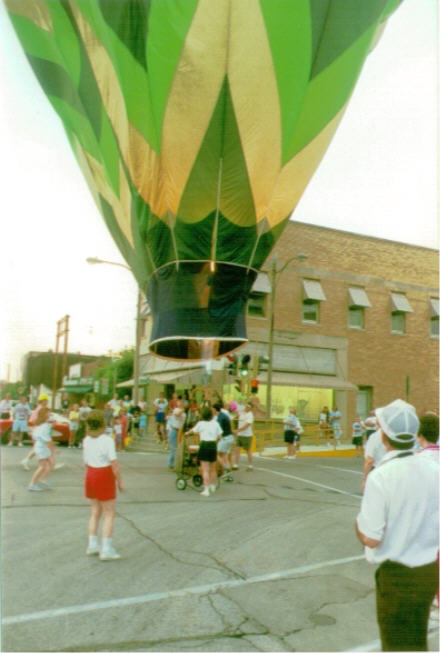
149, 336, 246, 361
146, 262, 257, 362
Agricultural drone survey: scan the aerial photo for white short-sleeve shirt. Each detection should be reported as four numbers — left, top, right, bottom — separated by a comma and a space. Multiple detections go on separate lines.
357, 451, 439, 567
364, 429, 387, 466
238, 410, 254, 437
83, 434, 117, 468
193, 419, 222, 442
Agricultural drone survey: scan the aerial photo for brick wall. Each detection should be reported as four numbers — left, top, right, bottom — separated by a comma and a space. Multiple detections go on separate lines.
249, 221, 439, 418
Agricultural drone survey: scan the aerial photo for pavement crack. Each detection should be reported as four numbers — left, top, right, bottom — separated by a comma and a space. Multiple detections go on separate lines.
117, 512, 242, 579
190, 549, 246, 581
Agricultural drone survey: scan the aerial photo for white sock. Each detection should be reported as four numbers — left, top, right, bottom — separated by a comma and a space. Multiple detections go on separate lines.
102, 537, 112, 551
88, 535, 99, 547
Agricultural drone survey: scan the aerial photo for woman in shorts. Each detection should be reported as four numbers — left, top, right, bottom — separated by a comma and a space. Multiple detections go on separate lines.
187, 406, 222, 497
283, 407, 300, 459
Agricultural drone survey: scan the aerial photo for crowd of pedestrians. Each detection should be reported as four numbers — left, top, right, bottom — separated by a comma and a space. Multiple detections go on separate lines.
1, 389, 438, 649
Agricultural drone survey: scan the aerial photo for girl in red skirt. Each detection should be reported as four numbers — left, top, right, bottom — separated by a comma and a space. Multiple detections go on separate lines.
83, 410, 124, 560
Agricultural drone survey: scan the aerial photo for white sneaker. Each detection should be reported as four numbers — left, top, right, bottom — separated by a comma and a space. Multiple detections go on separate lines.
21, 459, 30, 471
200, 487, 210, 497
7, 442, 13, 447
100, 547, 121, 561
53, 463, 65, 470
209, 484, 217, 494
86, 545, 100, 556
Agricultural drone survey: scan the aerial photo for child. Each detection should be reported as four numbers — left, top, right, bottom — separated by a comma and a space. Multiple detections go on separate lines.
352, 415, 364, 457
68, 403, 79, 448
82, 410, 124, 561
114, 409, 128, 451
28, 407, 56, 491
186, 406, 222, 496
138, 410, 147, 438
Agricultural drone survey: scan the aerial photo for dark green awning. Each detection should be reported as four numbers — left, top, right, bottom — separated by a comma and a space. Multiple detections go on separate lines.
60, 386, 93, 394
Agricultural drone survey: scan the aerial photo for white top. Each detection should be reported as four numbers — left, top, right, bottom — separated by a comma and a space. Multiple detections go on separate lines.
0, 399, 12, 413
154, 398, 168, 412
238, 410, 254, 437
417, 446, 440, 464
284, 413, 299, 432
329, 409, 341, 425
83, 433, 117, 468
364, 429, 387, 466
33, 422, 52, 444
167, 412, 185, 429
357, 451, 439, 566
79, 405, 91, 420
193, 419, 222, 442
13, 402, 31, 421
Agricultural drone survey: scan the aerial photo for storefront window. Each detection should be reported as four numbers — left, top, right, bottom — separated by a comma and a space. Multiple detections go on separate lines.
222, 383, 333, 421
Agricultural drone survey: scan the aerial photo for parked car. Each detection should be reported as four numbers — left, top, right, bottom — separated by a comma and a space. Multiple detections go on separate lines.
0, 413, 70, 445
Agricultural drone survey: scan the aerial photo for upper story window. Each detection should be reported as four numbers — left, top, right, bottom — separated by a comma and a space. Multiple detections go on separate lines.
430, 298, 439, 338
390, 292, 413, 334
248, 292, 267, 317
248, 273, 270, 318
302, 279, 326, 324
348, 287, 371, 329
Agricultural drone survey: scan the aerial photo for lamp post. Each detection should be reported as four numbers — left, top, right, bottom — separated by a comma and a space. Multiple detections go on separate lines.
264, 253, 308, 418
86, 257, 144, 404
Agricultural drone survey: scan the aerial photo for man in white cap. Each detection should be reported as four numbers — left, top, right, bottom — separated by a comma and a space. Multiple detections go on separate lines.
356, 399, 439, 651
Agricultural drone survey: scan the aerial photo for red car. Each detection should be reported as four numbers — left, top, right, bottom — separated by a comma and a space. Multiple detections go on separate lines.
0, 413, 70, 445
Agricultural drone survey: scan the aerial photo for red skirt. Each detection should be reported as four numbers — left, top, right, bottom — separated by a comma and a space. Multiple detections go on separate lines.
85, 465, 116, 501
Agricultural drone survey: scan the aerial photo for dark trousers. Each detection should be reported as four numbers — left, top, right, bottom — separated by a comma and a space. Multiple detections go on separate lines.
375, 559, 439, 651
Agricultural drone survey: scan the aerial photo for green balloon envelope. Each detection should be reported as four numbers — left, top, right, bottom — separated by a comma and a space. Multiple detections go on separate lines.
6, 0, 403, 360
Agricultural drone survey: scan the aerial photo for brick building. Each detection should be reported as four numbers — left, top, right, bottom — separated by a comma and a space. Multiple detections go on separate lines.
241, 221, 439, 426
139, 221, 438, 432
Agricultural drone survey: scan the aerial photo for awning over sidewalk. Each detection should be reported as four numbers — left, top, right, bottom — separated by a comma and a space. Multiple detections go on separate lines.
149, 370, 196, 383
60, 385, 93, 393
256, 371, 356, 391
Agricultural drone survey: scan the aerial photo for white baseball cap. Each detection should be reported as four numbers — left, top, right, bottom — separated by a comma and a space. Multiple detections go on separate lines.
375, 399, 419, 443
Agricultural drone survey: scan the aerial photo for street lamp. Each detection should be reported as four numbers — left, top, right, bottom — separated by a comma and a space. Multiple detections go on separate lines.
264, 252, 308, 418
86, 256, 144, 404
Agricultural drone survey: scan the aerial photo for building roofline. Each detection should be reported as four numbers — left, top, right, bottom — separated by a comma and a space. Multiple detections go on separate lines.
290, 219, 438, 253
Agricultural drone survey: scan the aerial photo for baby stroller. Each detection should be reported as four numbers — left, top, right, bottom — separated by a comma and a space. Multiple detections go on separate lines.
174, 432, 224, 491
174, 432, 203, 491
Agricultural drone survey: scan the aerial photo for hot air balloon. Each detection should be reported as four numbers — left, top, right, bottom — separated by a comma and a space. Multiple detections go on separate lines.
6, 0, 403, 360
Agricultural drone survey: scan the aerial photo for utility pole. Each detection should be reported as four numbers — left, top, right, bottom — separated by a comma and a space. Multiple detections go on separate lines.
52, 315, 69, 409
265, 253, 308, 419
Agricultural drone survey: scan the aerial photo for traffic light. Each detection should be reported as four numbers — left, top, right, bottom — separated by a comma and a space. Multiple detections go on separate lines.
227, 354, 238, 376
240, 354, 251, 376
251, 379, 259, 394
258, 355, 270, 369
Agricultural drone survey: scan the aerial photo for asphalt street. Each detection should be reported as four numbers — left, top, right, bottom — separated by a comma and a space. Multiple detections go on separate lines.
2, 446, 438, 652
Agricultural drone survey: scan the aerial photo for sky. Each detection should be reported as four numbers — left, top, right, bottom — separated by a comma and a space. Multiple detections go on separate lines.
0, 0, 438, 382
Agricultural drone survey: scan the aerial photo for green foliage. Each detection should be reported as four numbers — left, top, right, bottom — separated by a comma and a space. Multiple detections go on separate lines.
91, 350, 134, 396
0, 381, 28, 399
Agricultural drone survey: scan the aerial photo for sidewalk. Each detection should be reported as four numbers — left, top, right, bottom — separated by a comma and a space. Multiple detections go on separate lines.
258, 443, 358, 459
129, 431, 358, 459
